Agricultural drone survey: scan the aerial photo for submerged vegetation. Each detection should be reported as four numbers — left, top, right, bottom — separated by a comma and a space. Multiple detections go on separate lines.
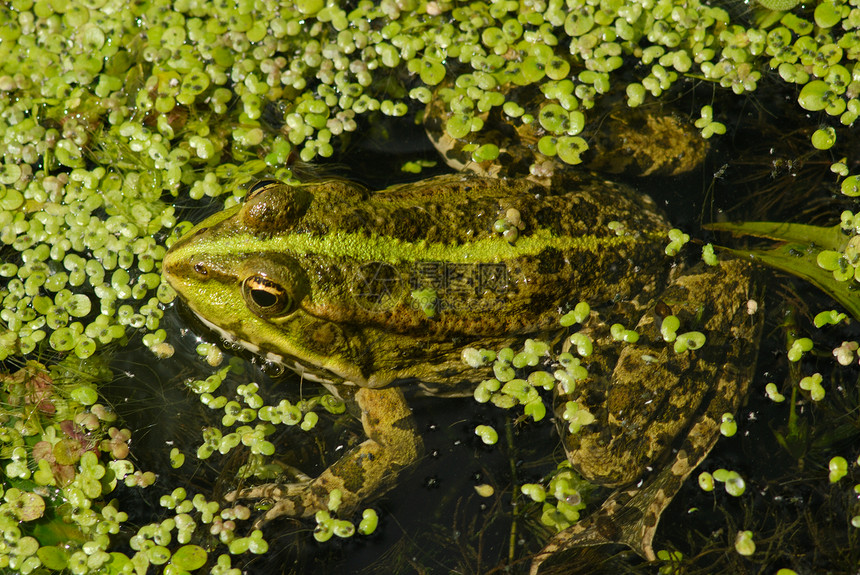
0, 0, 859, 572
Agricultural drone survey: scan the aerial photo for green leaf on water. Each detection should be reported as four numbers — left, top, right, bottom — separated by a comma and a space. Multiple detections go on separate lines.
706, 221, 860, 320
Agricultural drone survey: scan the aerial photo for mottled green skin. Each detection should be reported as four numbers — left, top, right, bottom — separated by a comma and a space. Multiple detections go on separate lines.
164, 172, 670, 390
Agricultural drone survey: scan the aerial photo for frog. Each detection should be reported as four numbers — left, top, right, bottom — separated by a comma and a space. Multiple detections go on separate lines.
160, 90, 762, 569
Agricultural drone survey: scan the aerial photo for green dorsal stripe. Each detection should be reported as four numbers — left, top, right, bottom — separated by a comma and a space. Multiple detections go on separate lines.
180, 229, 663, 264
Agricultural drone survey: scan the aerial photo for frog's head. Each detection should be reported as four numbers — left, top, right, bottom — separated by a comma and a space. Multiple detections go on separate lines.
162, 180, 371, 386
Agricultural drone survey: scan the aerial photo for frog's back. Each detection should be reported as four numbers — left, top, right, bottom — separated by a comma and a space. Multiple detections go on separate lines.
293, 172, 672, 337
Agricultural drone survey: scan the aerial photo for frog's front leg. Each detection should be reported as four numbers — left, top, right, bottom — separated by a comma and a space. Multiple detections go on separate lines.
227, 386, 422, 524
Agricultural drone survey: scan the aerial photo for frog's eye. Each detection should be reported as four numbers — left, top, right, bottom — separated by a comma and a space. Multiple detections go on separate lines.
247, 179, 282, 200
242, 275, 296, 317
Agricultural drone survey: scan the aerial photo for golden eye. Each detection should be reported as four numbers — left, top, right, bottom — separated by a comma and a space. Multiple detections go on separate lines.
242, 275, 295, 317
247, 179, 282, 200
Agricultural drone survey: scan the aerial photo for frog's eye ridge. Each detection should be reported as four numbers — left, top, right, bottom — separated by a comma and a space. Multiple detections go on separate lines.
242, 274, 295, 317
247, 179, 282, 200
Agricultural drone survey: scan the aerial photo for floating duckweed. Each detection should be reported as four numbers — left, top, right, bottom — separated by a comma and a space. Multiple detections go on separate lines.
698, 471, 715, 491
555, 356, 588, 391
70, 384, 98, 405
610, 323, 639, 343
313, 512, 334, 543
462, 347, 496, 368
831, 160, 850, 177
811, 126, 837, 150
500, 379, 538, 406
719, 413, 738, 437
300, 411, 319, 431
474, 483, 495, 497
503, 101, 525, 117
657, 550, 684, 564
695, 105, 727, 139
799, 373, 825, 401
797, 80, 837, 113
146, 545, 172, 565
170, 447, 185, 469
475, 425, 498, 445
556, 136, 588, 164
828, 456, 848, 483
567, 302, 591, 326
418, 59, 446, 86
410, 288, 437, 318
787, 337, 813, 361
734, 530, 756, 556
445, 113, 473, 140
358, 509, 378, 535
567, 333, 593, 356
626, 82, 647, 107
492, 357, 516, 382
832, 341, 857, 365
524, 399, 547, 421
665, 228, 690, 256
816, 249, 856, 281
765, 383, 786, 402
527, 370, 555, 391
673, 331, 706, 353
327, 489, 343, 512
471, 143, 500, 163
841, 175, 860, 197
758, 0, 801, 9
319, 394, 346, 414
521, 483, 547, 502
702, 243, 718, 266
562, 401, 595, 434
537, 135, 557, 157
331, 519, 355, 539
713, 468, 747, 496
661, 315, 680, 342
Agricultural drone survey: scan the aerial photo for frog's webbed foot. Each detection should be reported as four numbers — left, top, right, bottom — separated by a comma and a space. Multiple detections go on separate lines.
529, 472, 673, 575
531, 434, 726, 574
226, 480, 318, 527
225, 387, 422, 527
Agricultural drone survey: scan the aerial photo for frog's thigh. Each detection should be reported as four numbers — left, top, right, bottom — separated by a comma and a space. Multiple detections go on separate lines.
535, 260, 761, 571
570, 260, 758, 486
535, 370, 746, 571
231, 386, 422, 522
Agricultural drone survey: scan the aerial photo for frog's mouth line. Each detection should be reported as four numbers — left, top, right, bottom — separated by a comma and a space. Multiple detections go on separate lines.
182, 301, 343, 386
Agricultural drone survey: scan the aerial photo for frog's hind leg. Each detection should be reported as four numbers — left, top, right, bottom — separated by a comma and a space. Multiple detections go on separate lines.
530, 404, 724, 573
532, 259, 764, 574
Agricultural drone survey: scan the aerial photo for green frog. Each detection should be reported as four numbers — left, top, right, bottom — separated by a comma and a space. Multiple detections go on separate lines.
161, 98, 762, 568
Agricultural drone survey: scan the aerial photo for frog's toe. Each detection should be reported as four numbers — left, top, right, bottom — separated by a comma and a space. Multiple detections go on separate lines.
256, 496, 309, 527
226, 481, 319, 523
